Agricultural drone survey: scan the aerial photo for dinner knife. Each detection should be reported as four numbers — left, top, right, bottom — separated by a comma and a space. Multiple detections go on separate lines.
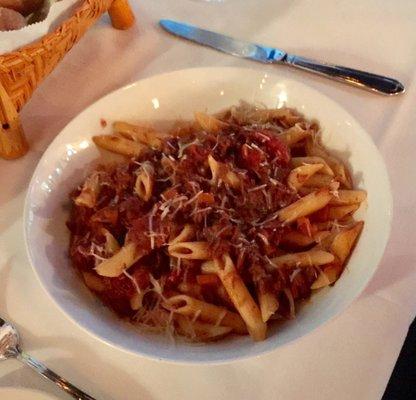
159, 19, 404, 96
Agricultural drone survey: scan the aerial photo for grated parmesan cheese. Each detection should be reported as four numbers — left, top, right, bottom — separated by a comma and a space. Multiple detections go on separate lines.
289, 268, 301, 282
148, 204, 158, 249
177, 137, 202, 158
247, 184, 267, 193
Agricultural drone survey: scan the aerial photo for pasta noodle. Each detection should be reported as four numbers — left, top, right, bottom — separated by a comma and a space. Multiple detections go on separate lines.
258, 291, 279, 323
92, 134, 147, 157
101, 228, 120, 254
271, 250, 335, 268
303, 173, 334, 188
68, 102, 366, 343
169, 224, 195, 245
134, 161, 154, 201
287, 163, 324, 191
163, 294, 247, 334
310, 263, 343, 290
278, 123, 311, 146
328, 204, 360, 220
194, 112, 228, 133
329, 190, 367, 205
113, 121, 167, 149
278, 189, 333, 223
74, 171, 101, 208
95, 243, 144, 277
174, 314, 232, 340
305, 138, 352, 189
291, 156, 334, 176
330, 222, 364, 264
168, 241, 211, 260
208, 155, 241, 188
203, 255, 267, 341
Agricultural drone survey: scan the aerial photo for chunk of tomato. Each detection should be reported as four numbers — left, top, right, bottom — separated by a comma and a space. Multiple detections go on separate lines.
240, 143, 264, 169
266, 137, 290, 165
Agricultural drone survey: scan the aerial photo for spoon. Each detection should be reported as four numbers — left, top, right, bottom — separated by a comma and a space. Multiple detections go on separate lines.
0, 316, 96, 400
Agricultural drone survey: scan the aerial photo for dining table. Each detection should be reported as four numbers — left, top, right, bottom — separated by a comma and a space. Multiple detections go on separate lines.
1, 1, 415, 399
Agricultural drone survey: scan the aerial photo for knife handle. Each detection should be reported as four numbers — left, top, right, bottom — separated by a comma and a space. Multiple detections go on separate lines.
284, 54, 404, 95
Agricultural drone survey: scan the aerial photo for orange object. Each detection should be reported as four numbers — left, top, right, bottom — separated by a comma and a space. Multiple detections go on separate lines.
109, 0, 135, 30
196, 274, 219, 286
296, 217, 316, 238
197, 192, 215, 205
0, 80, 27, 159
0, 0, 135, 159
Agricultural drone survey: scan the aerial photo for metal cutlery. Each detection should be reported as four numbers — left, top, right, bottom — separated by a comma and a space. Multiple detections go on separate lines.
159, 19, 405, 96
0, 316, 96, 400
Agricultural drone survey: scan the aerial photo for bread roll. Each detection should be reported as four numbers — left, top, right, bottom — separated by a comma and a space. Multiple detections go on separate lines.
0, 0, 43, 16
0, 6, 26, 31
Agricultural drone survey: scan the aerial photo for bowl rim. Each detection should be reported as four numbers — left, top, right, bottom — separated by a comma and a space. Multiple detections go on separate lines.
23, 66, 393, 365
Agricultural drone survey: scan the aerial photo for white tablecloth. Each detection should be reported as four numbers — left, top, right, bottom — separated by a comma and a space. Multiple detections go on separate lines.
1, 1, 415, 399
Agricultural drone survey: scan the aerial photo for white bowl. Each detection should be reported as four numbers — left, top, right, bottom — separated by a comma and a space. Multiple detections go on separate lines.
24, 67, 392, 363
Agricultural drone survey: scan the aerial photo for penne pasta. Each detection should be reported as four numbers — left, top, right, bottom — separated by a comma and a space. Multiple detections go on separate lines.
95, 242, 143, 277
169, 120, 198, 137
311, 262, 343, 289
168, 241, 211, 260
313, 230, 332, 245
255, 108, 301, 125
314, 220, 337, 231
271, 250, 335, 268
313, 231, 337, 251
163, 294, 247, 334
291, 156, 334, 176
303, 173, 334, 188
174, 314, 232, 340
113, 121, 167, 149
169, 224, 195, 245
207, 155, 222, 182
134, 161, 154, 201
208, 155, 241, 188
328, 204, 360, 220
194, 112, 228, 133
258, 291, 279, 323
330, 221, 364, 264
93, 134, 147, 157
287, 163, 324, 191
278, 189, 333, 223
332, 163, 352, 189
280, 231, 316, 248
224, 103, 302, 126
69, 103, 366, 343
329, 190, 367, 206
74, 171, 100, 208
278, 123, 311, 146
101, 228, 120, 254
203, 255, 267, 341
305, 138, 352, 188
201, 260, 217, 274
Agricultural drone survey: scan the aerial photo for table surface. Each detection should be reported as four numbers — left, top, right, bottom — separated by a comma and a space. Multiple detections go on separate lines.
1, 1, 416, 399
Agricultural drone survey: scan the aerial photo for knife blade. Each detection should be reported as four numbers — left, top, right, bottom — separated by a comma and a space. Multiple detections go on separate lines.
160, 19, 287, 64
159, 19, 404, 96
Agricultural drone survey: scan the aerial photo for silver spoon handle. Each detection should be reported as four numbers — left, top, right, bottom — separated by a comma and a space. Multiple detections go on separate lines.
16, 351, 96, 400
283, 54, 405, 95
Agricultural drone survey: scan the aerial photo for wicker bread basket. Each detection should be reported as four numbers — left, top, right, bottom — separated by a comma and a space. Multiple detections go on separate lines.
0, 0, 135, 160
